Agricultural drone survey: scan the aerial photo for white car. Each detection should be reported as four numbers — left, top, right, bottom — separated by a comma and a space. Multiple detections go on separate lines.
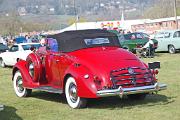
154, 30, 180, 53
0, 43, 41, 67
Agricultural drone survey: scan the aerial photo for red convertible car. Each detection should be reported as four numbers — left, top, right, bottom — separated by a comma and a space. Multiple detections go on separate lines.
12, 29, 167, 108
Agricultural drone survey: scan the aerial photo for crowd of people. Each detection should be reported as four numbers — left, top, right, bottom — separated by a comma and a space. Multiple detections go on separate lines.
0, 33, 46, 48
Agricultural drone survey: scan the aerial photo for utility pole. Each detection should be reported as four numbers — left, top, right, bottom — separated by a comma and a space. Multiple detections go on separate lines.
73, 0, 77, 30
174, 0, 178, 29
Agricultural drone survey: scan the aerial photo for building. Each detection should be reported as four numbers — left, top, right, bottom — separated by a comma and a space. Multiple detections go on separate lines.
131, 16, 180, 34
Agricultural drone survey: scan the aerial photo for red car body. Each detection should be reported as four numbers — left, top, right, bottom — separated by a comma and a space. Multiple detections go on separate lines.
12, 29, 167, 108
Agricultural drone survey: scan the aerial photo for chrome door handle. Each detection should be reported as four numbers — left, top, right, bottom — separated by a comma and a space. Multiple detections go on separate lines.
56, 60, 60, 62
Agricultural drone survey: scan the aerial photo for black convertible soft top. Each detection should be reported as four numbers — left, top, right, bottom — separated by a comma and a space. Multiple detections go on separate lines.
47, 29, 120, 52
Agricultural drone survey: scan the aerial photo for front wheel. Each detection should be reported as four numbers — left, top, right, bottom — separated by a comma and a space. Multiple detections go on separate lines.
168, 45, 176, 54
65, 77, 87, 109
13, 71, 32, 97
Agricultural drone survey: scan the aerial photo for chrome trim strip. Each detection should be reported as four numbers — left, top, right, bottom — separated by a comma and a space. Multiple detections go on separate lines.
96, 83, 167, 97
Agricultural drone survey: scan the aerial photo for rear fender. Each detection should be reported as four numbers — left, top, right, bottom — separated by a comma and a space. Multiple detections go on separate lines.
64, 64, 98, 98
12, 60, 39, 89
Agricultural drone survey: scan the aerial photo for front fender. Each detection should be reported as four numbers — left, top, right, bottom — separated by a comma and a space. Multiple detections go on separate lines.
64, 64, 99, 98
12, 60, 39, 88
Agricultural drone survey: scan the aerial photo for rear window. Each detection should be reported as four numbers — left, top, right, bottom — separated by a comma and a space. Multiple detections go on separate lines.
84, 38, 110, 46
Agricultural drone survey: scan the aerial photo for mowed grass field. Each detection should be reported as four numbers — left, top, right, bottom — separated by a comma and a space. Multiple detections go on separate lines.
0, 53, 180, 120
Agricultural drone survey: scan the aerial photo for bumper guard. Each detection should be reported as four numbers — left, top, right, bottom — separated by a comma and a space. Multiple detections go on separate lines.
96, 83, 167, 97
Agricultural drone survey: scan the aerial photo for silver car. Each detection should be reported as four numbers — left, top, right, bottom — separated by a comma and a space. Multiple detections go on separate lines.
154, 30, 180, 53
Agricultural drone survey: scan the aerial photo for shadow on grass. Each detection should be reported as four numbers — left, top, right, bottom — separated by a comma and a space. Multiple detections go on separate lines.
0, 105, 22, 120
30, 91, 174, 109
31, 91, 67, 104
87, 94, 175, 109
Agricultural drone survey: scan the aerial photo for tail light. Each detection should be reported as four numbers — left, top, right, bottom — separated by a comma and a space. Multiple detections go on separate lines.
152, 69, 159, 82
93, 76, 104, 90
93, 76, 102, 85
153, 69, 159, 75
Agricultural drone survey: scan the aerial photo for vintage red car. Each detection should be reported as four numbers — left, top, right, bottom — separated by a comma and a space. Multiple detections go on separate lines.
12, 29, 167, 108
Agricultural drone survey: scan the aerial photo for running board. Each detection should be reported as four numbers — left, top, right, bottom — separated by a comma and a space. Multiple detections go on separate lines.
34, 86, 63, 94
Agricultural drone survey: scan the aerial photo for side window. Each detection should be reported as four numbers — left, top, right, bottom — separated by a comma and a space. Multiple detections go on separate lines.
173, 31, 180, 38
130, 34, 136, 40
47, 38, 58, 52
136, 33, 143, 39
9, 46, 19, 52
164, 32, 171, 38
155, 32, 164, 38
123, 34, 132, 40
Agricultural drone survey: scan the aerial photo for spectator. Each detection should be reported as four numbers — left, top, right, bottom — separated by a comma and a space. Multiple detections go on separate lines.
142, 39, 154, 57
25, 35, 32, 43
40, 38, 46, 46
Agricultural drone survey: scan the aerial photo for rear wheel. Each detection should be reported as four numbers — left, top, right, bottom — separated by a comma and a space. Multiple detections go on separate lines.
168, 45, 176, 54
65, 77, 87, 109
13, 71, 32, 97
128, 93, 147, 100
0, 59, 6, 68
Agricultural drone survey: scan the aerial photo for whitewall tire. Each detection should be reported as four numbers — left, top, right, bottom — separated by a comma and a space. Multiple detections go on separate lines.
13, 71, 32, 97
65, 77, 87, 109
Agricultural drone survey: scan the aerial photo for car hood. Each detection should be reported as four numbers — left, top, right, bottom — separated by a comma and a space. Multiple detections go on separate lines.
68, 47, 146, 85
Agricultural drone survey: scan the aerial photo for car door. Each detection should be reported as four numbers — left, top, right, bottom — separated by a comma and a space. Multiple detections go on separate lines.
4, 45, 19, 65
155, 32, 167, 51
172, 31, 180, 49
161, 32, 172, 51
46, 52, 63, 88
43, 38, 63, 89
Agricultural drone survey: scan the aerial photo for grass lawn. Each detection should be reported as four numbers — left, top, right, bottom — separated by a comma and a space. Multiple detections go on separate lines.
0, 53, 180, 120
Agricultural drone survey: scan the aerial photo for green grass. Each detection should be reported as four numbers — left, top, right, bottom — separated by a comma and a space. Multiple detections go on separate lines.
0, 53, 180, 120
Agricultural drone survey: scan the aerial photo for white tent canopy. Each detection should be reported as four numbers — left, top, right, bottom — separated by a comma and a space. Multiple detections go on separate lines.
59, 19, 148, 33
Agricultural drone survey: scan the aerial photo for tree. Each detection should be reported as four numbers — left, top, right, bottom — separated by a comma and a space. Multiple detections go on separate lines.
143, 0, 174, 19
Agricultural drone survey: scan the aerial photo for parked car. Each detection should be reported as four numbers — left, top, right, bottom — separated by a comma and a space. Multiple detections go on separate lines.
0, 43, 9, 53
154, 30, 180, 53
118, 32, 158, 53
0, 43, 41, 67
15, 36, 27, 44
12, 29, 167, 109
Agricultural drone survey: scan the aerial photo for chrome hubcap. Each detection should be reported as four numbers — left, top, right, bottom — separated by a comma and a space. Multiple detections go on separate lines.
16, 77, 24, 93
169, 46, 175, 53
69, 83, 78, 103
29, 63, 34, 77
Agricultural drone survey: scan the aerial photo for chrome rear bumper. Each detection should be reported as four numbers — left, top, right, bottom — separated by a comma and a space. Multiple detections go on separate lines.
96, 83, 167, 97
